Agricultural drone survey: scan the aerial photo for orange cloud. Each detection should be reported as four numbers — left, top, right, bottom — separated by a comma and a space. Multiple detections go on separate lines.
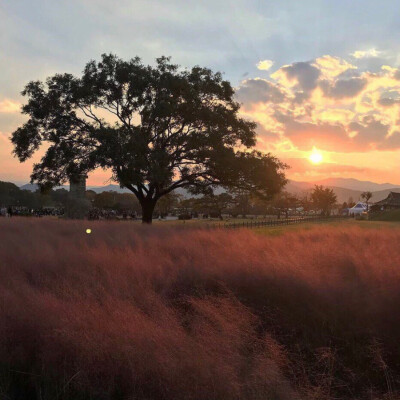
237, 56, 400, 154
0, 99, 21, 113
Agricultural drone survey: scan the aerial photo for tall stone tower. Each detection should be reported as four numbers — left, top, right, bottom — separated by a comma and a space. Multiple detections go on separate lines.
69, 173, 87, 199
66, 173, 90, 218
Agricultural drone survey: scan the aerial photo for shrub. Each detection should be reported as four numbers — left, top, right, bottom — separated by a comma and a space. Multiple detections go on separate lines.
370, 209, 400, 221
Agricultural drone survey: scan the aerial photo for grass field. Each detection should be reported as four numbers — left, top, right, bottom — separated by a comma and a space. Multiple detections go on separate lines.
1, 218, 400, 399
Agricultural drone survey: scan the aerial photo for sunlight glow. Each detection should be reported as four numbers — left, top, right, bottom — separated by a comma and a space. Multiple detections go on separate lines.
309, 148, 323, 164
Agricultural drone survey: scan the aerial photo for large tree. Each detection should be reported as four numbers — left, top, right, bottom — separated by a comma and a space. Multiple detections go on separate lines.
12, 54, 287, 222
311, 185, 337, 216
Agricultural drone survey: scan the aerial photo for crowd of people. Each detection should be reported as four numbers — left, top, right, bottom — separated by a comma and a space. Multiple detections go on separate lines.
0, 205, 142, 220
0, 206, 65, 217
87, 208, 137, 220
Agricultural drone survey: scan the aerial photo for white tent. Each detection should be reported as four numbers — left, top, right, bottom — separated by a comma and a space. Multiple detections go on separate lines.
349, 202, 367, 215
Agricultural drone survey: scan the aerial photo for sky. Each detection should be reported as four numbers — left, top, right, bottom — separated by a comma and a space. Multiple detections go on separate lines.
2, 0, 400, 185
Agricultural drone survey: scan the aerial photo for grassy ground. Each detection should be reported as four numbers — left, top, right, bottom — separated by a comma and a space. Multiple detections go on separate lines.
151, 216, 279, 226
1, 218, 400, 399
255, 218, 400, 236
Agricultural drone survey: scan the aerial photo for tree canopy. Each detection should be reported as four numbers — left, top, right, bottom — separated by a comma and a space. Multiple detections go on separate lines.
12, 54, 287, 222
361, 191, 372, 210
311, 185, 337, 216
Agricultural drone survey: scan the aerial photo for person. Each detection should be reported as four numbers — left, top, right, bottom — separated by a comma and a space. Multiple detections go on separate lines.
7, 206, 13, 218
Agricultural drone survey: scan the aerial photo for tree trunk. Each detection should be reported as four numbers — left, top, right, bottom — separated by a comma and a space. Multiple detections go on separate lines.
141, 199, 156, 224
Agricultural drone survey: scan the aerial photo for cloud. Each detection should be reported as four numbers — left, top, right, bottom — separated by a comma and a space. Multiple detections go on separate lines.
378, 90, 400, 107
378, 97, 400, 107
237, 54, 400, 153
256, 59, 274, 71
320, 77, 367, 99
314, 55, 356, 78
0, 99, 20, 113
273, 61, 320, 93
348, 117, 390, 147
235, 78, 286, 105
376, 131, 400, 150
282, 119, 357, 152
351, 48, 380, 59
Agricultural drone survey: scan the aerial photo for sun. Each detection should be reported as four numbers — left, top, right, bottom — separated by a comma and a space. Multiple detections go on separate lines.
309, 148, 323, 164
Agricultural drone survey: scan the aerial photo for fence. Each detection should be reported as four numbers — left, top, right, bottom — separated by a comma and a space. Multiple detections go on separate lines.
207, 215, 350, 230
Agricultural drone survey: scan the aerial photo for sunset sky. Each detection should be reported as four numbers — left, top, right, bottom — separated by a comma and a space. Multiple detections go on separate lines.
2, 0, 400, 185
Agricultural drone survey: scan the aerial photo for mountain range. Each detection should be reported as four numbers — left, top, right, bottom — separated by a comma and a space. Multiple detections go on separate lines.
18, 178, 400, 204
285, 178, 400, 203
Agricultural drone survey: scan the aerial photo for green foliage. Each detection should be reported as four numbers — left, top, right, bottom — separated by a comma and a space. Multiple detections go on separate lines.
369, 210, 400, 221
193, 193, 234, 218
311, 185, 337, 216
361, 191, 373, 211
92, 191, 140, 212
12, 54, 287, 222
0, 181, 20, 206
154, 192, 181, 216
271, 191, 300, 218
0, 181, 67, 208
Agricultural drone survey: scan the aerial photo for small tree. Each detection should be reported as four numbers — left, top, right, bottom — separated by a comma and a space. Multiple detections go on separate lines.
299, 191, 313, 214
154, 192, 181, 217
311, 185, 337, 216
361, 191, 373, 211
195, 193, 234, 219
271, 191, 299, 219
12, 54, 287, 223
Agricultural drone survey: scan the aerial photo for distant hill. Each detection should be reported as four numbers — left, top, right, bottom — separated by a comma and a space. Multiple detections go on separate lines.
368, 188, 400, 202
20, 183, 67, 192
285, 180, 400, 203
313, 178, 399, 192
20, 183, 40, 191
87, 184, 131, 193
286, 181, 362, 203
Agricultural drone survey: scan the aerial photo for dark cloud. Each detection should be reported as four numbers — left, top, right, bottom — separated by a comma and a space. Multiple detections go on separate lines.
378, 97, 400, 107
348, 117, 389, 146
235, 79, 286, 105
377, 131, 400, 150
292, 91, 310, 104
378, 91, 400, 107
281, 61, 320, 92
337, 69, 361, 79
320, 77, 367, 99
